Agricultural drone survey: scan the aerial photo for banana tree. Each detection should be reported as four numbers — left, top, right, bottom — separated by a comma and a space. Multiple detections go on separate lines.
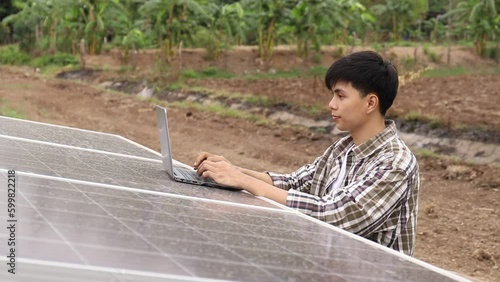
204, 2, 246, 59
371, 0, 428, 41
2, 0, 48, 53
283, 0, 373, 59
444, 0, 499, 55
77, 0, 120, 54
243, 0, 292, 62
139, 0, 205, 61
107, 5, 145, 63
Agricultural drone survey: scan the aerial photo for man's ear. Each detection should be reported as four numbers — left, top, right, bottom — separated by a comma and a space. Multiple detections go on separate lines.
366, 93, 379, 114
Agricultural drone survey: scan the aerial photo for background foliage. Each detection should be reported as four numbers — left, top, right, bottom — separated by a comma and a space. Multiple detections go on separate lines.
0, 0, 498, 63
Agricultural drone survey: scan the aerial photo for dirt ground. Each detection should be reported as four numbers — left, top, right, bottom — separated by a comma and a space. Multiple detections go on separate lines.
0, 46, 499, 281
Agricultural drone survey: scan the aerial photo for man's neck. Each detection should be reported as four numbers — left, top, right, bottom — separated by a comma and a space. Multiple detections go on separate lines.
351, 117, 386, 145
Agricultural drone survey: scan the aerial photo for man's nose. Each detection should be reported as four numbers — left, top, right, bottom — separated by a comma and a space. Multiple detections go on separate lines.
329, 96, 337, 110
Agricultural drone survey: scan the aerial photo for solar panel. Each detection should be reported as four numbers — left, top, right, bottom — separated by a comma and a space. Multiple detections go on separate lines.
0, 135, 277, 208
0, 116, 159, 159
0, 117, 469, 281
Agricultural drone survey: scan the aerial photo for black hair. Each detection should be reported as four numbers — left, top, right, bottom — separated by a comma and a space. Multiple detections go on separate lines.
324, 51, 398, 116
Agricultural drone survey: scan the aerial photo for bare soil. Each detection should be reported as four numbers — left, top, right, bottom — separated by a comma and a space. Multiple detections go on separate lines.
1, 45, 499, 281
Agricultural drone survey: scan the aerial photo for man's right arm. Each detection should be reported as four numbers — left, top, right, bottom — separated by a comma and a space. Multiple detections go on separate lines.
237, 167, 274, 185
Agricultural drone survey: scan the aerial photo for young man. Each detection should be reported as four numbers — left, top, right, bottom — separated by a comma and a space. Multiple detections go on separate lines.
194, 51, 420, 256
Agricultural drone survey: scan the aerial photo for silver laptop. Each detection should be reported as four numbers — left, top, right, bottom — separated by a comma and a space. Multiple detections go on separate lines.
156, 105, 239, 190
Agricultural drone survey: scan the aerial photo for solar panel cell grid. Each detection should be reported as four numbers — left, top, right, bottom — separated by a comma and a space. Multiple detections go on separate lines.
0, 116, 159, 159
0, 135, 281, 209
0, 117, 467, 281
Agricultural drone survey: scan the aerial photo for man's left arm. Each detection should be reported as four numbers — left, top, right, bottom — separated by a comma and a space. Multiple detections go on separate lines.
285, 164, 415, 236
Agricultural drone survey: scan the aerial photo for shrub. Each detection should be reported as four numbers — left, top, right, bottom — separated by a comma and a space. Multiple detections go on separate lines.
0, 45, 31, 65
31, 53, 79, 68
481, 45, 498, 61
180, 69, 200, 79
332, 45, 345, 58
423, 46, 442, 63
193, 29, 219, 61
402, 55, 415, 69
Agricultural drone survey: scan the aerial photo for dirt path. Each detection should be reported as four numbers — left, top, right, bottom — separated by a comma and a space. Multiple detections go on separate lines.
1, 66, 499, 281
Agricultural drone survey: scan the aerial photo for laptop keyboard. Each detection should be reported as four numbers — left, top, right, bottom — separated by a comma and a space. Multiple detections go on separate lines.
174, 167, 216, 183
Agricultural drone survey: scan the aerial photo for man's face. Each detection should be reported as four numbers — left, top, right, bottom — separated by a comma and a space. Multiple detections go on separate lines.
328, 81, 369, 132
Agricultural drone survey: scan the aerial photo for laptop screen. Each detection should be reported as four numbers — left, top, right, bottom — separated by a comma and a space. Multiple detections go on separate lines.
156, 105, 175, 177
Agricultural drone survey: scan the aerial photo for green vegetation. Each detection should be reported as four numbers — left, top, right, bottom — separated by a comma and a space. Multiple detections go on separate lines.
416, 148, 441, 159
243, 66, 329, 80
403, 111, 442, 129
169, 100, 267, 124
0, 45, 31, 65
0, 104, 25, 119
0, 45, 78, 70
31, 53, 79, 68
1, 83, 32, 89
243, 95, 273, 107
423, 45, 442, 63
403, 111, 426, 122
422, 66, 500, 78
1, 0, 497, 67
300, 104, 325, 116
180, 67, 235, 79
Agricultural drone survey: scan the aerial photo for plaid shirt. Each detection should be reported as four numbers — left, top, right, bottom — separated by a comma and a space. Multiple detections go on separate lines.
268, 120, 420, 256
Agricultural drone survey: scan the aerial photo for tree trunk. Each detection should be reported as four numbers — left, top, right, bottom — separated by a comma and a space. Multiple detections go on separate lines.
258, 26, 264, 59
447, 45, 451, 65
132, 43, 137, 69
496, 40, 499, 64
178, 41, 182, 70
265, 17, 276, 63
165, 7, 174, 62
414, 46, 418, 64
392, 14, 397, 41
80, 38, 86, 70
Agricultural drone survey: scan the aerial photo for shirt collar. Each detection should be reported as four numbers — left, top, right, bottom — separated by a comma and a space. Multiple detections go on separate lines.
336, 120, 398, 161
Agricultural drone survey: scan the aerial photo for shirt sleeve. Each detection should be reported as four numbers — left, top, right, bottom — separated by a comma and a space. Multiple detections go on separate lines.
266, 155, 323, 193
286, 160, 411, 237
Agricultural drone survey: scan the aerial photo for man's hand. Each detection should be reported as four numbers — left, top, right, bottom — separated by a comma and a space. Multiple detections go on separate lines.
193, 152, 288, 205
194, 152, 246, 188
193, 152, 231, 170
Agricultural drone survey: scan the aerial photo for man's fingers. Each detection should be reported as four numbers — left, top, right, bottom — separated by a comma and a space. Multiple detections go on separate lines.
193, 151, 231, 170
207, 155, 224, 162
196, 161, 216, 176
201, 170, 215, 180
193, 152, 212, 168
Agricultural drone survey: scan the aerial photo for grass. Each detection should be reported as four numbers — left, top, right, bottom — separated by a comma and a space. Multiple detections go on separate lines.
416, 148, 441, 159
299, 104, 325, 116
403, 111, 443, 129
0, 106, 26, 119
0, 83, 32, 89
180, 67, 235, 79
429, 118, 442, 129
404, 111, 426, 122
0, 45, 31, 65
422, 66, 500, 78
243, 95, 273, 107
164, 82, 185, 91
422, 45, 442, 63
31, 53, 79, 69
242, 66, 329, 80
168, 100, 268, 124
